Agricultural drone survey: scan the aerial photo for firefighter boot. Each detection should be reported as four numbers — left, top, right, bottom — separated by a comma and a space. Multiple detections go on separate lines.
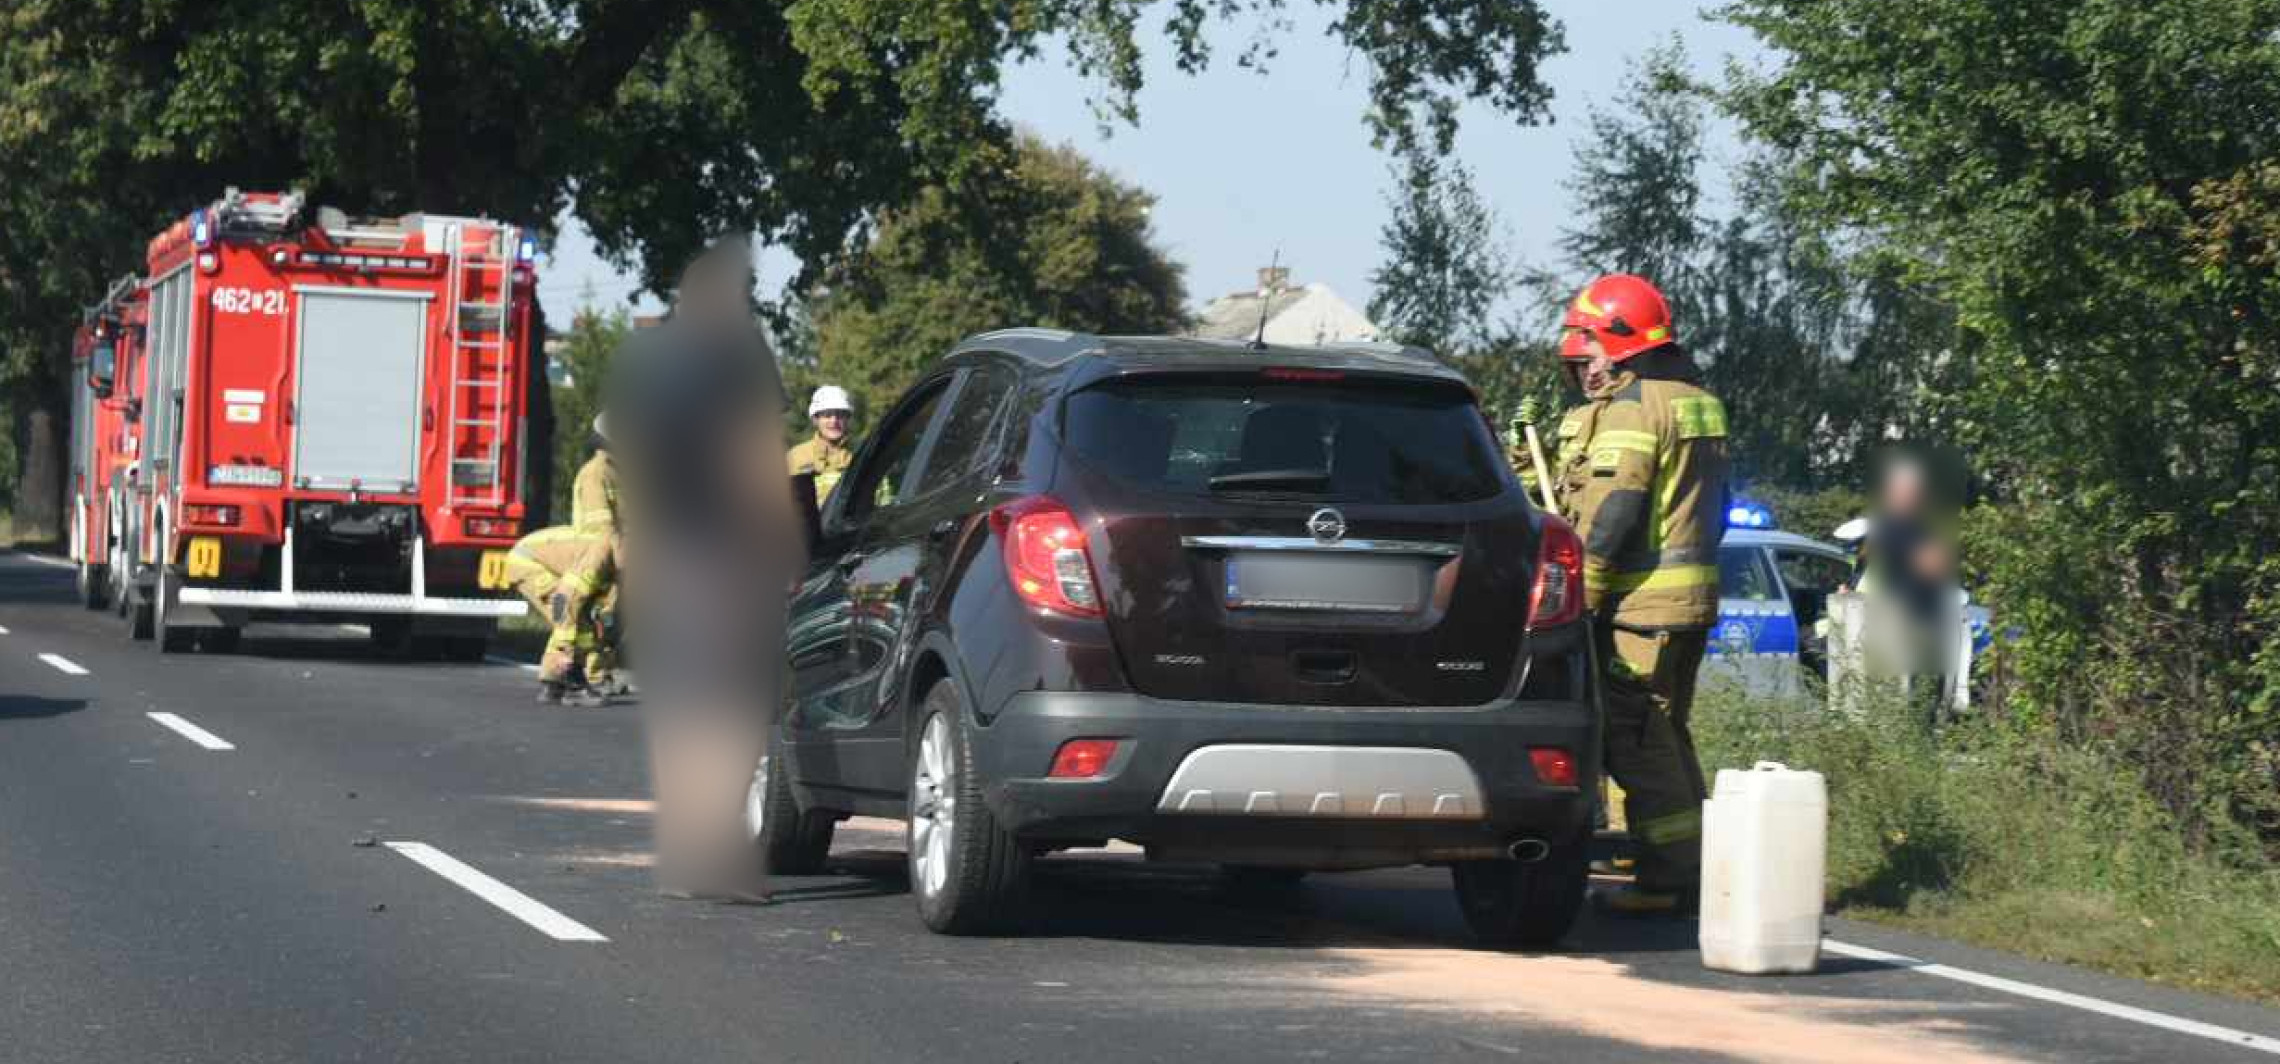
557, 685, 614, 709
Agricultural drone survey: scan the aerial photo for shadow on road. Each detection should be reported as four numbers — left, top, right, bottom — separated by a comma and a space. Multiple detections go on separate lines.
0, 552, 79, 606
0, 695, 89, 720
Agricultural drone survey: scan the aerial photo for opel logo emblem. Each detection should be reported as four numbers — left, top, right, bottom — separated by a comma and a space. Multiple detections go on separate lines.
1307, 507, 1347, 543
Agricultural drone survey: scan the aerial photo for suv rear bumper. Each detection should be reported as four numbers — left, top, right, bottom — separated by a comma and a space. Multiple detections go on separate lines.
974, 690, 1598, 868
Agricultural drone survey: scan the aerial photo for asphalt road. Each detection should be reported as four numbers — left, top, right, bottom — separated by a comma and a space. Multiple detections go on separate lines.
3, 549, 2276, 1064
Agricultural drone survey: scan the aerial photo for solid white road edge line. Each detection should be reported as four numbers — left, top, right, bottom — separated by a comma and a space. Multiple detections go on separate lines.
18, 553, 75, 570
485, 655, 543, 674
145, 712, 236, 751
37, 652, 89, 676
383, 841, 608, 943
1821, 939, 2280, 1056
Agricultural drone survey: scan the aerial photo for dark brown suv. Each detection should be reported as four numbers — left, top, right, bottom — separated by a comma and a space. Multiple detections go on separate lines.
752, 329, 1600, 946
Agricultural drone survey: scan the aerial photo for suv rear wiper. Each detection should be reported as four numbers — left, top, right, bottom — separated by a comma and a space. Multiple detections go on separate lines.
1207, 469, 1332, 492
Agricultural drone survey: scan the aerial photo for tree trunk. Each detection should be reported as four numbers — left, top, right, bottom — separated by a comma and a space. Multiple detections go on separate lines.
13, 404, 62, 546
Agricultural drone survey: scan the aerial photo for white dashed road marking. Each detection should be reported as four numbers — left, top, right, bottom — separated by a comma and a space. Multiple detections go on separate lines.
1822, 940, 2280, 1055
384, 842, 608, 942
486, 655, 542, 674
19, 554, 75, 570
0, 624, 11, 634
38, 653, 89, 676
146, 712, 236, 751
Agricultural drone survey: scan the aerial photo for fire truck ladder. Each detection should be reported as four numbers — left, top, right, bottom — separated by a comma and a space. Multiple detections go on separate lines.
444, 223, 515, 510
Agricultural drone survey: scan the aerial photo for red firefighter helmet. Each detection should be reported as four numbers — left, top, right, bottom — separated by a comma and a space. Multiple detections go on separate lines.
1560, 273, 1676, 362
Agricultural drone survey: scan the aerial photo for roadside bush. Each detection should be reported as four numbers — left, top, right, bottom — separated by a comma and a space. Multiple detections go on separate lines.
1694, 674, 2280, 1004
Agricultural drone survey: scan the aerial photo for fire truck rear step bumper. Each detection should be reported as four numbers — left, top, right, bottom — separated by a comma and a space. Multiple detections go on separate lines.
177, 589, 527, 618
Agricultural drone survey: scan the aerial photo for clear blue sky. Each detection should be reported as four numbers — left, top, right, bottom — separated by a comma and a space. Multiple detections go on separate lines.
535, 1, 1766, 319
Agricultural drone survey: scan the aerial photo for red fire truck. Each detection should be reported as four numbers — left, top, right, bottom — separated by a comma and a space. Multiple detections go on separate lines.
70, 189, 536, 656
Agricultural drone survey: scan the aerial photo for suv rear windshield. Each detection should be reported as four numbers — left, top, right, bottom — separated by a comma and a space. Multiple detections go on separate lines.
1063, 377, 1505, 504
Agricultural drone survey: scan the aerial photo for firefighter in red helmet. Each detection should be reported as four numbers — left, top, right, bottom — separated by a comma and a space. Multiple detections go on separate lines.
1555, 273, 1730, 915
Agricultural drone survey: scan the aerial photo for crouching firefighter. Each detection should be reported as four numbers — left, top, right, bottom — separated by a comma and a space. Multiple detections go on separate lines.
502, 525, 619, 707
1558, 273, 1729, 915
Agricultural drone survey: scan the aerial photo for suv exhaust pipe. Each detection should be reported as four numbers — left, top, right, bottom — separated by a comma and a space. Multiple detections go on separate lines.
1508, 837, 1551, 863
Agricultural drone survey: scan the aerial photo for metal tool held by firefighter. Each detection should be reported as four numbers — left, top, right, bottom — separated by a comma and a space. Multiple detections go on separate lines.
1512, 409, 1560, 513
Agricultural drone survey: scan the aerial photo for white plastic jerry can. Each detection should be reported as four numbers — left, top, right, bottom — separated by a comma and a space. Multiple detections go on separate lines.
1699, 761, 1827, 975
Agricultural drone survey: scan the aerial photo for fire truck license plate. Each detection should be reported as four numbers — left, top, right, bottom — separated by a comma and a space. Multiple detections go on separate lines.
187, 537, 222, 579
479, 551, 510, 590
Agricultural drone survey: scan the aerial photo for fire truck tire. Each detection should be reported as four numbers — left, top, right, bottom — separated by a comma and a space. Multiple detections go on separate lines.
155, 566, 195, 654
200, 627, 243, 654
439, 636, 489, 663
128, 589, 154, 641
77, 560, 109, 611
367, 619, 416, 657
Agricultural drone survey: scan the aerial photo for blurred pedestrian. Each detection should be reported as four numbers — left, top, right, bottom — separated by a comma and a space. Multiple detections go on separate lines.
606, 238, 805, 904
788, 385, 857, 503
1557, 273, 1729, 916
1859, 448, 1962, 723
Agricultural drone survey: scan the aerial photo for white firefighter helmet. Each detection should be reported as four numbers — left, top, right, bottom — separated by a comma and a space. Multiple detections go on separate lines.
591, 412, 608, 441
1833, 516, 1872, 543
809, 385, 854, 417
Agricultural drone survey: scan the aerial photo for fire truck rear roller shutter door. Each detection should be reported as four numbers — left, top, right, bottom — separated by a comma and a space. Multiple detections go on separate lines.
292, 288, 430, 493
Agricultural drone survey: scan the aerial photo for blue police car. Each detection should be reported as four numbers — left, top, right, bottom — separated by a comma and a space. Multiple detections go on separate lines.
1706, 503, 1995, 699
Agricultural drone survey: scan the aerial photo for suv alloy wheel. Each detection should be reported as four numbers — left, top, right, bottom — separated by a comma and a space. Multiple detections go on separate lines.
908, 681, 1029, 934
747, 750, 834, 875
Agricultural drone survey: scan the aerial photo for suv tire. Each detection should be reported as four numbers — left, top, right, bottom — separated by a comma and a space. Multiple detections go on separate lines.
748, 749, 834, 875
1450, 831, 1589, 949
909, 681, 1029, 934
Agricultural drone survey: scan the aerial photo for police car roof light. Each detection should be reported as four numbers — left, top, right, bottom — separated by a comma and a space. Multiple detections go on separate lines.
1727, 503, 1774, 530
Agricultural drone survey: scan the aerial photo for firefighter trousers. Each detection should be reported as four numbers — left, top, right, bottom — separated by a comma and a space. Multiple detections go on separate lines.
1599, 625, 1710, 893
505, 553, 610, 686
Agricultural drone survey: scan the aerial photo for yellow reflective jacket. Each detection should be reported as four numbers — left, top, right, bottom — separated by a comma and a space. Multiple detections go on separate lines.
571, 451, 618, 534
1569, 358, 1730, 629
787, 435, 854, 502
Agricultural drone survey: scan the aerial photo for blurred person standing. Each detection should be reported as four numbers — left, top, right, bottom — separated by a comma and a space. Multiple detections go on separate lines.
1859, 448, 1962, 724
1558, 273, 1729, 916
606, 238, 806, 904
787, 386, 857, 502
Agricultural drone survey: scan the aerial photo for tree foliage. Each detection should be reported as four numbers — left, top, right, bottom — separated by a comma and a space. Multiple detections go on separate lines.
547, 308, 630, 523
809, 135, 1188, 421
1557, 41, 1708, 322
1367, 154, 1510, 358
1721, 0, 2280, 837
0, 0, 1567, 535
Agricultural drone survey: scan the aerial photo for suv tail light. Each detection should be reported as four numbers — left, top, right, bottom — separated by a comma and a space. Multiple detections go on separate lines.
1048, 739, 1121, 778
1526, 516, 1584, 631
1529, 747, 1579, 787
991, 495, 1102, 617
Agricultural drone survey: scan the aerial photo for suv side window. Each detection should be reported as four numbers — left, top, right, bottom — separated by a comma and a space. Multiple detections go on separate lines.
841, 380, 949, 522
912, 364, 1016, 497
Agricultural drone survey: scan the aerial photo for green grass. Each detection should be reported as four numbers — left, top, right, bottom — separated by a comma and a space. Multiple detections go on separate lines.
1695, 678, 2280, 1007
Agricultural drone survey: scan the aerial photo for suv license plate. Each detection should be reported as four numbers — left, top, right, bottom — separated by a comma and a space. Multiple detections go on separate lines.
1225, 553, 1423, 613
